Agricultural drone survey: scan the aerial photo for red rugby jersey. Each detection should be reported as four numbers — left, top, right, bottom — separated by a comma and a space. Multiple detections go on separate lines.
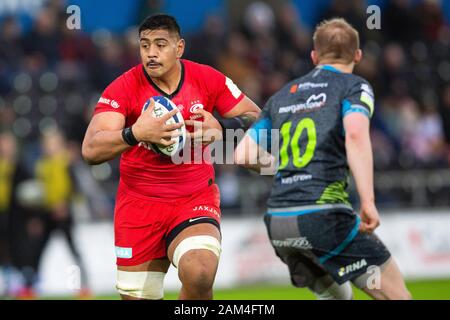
93, 59, 245, 199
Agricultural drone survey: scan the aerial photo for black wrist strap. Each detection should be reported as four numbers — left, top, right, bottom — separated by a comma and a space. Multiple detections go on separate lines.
122, 127, 139, 146
218, 115, 255, 132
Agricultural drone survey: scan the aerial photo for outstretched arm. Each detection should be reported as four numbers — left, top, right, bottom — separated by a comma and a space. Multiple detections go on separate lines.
234, 132, 276, 175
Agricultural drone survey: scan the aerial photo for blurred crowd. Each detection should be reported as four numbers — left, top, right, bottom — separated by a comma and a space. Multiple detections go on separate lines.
0, 0, 449, 298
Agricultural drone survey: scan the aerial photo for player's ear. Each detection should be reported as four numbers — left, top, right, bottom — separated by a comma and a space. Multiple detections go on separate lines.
354, 49, 362, 65
176, 38, 185, 59
311, 50, 319, 66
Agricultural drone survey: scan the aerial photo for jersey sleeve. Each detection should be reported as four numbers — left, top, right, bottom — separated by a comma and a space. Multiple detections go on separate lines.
341, 80, 375, 119
93, 75, 130, 117
247, 98, 273, 151
204, 66, 245, 116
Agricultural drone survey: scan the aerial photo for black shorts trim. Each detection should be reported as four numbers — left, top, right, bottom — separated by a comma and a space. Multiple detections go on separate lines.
165, 217, 221, 252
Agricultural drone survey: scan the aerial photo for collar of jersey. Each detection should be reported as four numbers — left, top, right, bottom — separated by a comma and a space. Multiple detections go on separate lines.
142, 60, 185, 99
318, 65, 342, 73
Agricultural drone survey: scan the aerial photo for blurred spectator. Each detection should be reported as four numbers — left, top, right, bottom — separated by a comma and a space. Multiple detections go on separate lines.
321, 0, 367, 43
32, 129, 90, 297
441, 84, 450, 164
0, 132, 38, 298
413, 104, 447, 167
383, 0, 420, 44
136, 0, 165, 25
0, 16, 23, 70
185, 15, 226, 67
415, 0, 445, 42
217, 32, 259, 89
380, 43, 410, 96
0, 132, 14, 297
23, 7, 61, 67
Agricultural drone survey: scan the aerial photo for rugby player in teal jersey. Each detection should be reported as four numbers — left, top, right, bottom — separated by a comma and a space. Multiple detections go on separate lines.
235, 18, 411, 300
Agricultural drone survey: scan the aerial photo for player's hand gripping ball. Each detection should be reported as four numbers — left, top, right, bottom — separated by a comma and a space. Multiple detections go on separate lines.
142, 96, 186, 156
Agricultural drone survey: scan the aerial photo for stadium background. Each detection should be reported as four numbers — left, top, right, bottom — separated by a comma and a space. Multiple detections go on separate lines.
0, 0, 449, 299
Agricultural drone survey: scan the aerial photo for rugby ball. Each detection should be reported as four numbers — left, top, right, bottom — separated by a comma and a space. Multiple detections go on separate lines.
142, 96, 186, 156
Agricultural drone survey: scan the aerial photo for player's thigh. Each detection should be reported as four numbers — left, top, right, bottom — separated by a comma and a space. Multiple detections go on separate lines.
167, 223, 221, 266
355, 257, 411, 300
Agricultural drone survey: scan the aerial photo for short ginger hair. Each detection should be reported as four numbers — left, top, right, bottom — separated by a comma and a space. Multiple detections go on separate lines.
313, 18, 360, 64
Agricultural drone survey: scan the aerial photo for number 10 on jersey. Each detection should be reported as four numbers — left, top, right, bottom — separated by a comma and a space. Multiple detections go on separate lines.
278, 118, 317, 170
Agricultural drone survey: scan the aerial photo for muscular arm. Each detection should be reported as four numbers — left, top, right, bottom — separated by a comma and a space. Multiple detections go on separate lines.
82, 112, 130, 165
222, 96, 261, 121
82, 100, 182, 165
344, 113, 374, 205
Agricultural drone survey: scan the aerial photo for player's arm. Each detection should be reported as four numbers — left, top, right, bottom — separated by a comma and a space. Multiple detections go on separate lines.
220, 96, 261, 127
82, 112, 129, 165
343, 81, 379, 233
344, 111, 379, 233
234, 102, 276, 175
82, 99, 182, 165
234, 131, 276, 175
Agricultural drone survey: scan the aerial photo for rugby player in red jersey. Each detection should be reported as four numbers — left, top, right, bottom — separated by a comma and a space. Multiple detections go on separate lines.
82, 14, 260, 300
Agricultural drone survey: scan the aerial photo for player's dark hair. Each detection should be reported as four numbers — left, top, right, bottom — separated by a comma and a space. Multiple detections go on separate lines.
138, 14, 181, 38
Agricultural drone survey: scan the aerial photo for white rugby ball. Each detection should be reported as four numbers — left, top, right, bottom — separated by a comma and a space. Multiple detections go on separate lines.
142, 96, 186, 156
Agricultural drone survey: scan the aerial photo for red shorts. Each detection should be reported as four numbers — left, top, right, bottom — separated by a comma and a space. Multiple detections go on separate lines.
114, 181, 221, 266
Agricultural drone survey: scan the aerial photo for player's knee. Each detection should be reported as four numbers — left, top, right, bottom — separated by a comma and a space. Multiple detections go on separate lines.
314, 281, 353, 300
180, 259, 215, 292
173, 235, 221, 291
178, 249, 217, 289
116, 270, 165, 300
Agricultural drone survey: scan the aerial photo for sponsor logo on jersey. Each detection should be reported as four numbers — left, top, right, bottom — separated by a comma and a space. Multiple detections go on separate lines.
279, 93, 327, 113
272, 237, 313, 250
280, 174, 312, 184
306, 93, 327, 105
338, 259, 368, 277
98, 97, 120, 109
290, 82, 329, 93
189, 216, 209, 223
193, 205, 220, 218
